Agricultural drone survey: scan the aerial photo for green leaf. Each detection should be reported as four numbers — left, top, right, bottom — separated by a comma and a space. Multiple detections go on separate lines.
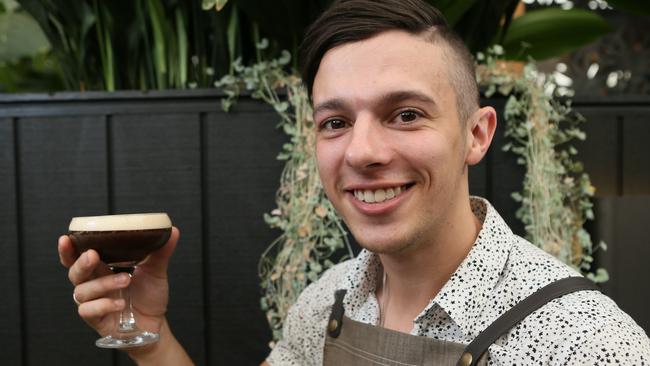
502, 8, 612, 61
175, 8, 188, 88
226, 4, 239, 69
0, 12, 50, 62
452, 0, 520, 53
427, 0, 478, 26
146, 0, 167, 89
606, 0, 650, 16
201, 0, 216, 11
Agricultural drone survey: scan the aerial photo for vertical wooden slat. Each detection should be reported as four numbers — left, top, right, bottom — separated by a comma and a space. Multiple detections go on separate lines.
573, 107, 621, 197
592, 196, 650, 333
0, 118, 23, 365
469, 154, 489, 199
19, 116, 112, 366
622, 108, 650, 195
205, 103, 283, 365
485, 98, 525, 236
111, 113, 205, 365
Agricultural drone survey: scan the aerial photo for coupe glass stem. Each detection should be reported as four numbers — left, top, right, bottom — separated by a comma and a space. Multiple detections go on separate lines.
118, 273, 137, 333
95, 263, 159, 348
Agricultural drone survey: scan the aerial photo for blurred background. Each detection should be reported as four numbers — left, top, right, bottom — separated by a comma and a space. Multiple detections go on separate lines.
0, 0, 648, 365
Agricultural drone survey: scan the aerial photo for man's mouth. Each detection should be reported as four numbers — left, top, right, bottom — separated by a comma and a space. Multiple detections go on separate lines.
351, 184, 413, 204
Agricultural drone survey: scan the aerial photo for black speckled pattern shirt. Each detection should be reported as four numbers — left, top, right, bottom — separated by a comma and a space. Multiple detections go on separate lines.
267, 197, 650, 365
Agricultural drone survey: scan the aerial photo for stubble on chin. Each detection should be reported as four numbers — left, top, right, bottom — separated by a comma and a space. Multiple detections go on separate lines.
352, 225, 430, 257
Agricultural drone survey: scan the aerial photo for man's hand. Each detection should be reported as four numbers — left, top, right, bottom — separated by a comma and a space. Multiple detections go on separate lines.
59, 227, 193, 365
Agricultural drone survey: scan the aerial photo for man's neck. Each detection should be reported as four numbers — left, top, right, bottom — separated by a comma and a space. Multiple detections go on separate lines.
377, 198, 482, 333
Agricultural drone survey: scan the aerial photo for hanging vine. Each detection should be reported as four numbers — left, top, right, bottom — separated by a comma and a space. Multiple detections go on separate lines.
215, 45, 607, 344
215, 48, 353, 344
476, 46, 608, 282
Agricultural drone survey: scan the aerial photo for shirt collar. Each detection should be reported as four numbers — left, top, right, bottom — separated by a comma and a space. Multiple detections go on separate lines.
341, 197, 515, 337
424, 197, 514, 337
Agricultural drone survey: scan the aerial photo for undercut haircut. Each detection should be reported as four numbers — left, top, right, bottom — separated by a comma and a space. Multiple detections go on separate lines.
299, 0, 479, 125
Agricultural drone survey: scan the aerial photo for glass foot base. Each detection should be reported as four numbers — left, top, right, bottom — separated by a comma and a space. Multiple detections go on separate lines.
96, 331, 159, 349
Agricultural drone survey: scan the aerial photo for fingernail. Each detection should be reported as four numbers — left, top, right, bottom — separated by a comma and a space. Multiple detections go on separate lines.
84, 252, 91, 267
114, 299, 124, 308
114, 274, 128, 285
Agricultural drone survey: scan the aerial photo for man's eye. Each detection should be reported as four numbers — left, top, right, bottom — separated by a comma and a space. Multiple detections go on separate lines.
398, 111, 418, 123
322, 119, 346, 130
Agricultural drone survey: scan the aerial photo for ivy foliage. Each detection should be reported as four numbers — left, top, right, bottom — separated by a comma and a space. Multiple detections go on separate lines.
216, 43, 353, 343
477, 46, 608, 282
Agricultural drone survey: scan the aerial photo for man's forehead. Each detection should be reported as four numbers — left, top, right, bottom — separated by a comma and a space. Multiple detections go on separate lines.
312, 30, 454, 109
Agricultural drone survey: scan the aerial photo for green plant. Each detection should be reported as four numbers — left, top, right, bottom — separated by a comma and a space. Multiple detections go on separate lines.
477, 47, 608, 282
215, 48, 353, 343
0, 0, 64, 92
7, 0, 625, 92
501, 7, 612, 60
16, 0, 241, 91
208, 0, 613, 64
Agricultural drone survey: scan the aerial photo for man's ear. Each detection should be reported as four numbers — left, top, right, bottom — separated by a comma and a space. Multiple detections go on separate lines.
465, 106, 497, 166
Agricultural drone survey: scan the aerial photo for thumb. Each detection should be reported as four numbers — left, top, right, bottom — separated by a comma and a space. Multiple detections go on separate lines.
139, 226, 180, 277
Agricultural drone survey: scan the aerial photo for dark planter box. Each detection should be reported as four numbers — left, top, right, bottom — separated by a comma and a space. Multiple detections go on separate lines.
1, 90, 648, 365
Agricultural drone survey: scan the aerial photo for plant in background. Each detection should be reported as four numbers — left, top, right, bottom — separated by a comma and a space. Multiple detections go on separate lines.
15, 0, 243, 91
476, 46, 608, 282
0, 0, 63, 92
215, 46, 353, 343
6, 0, 623, 92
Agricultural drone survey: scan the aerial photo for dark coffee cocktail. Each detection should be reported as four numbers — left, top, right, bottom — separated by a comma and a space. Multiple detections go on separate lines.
68, 213, 172, 348
69, 213, 171, 266
69, 229, 171, 265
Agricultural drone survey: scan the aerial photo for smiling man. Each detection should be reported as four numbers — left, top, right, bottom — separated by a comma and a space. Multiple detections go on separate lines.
265, 0, 650, 365
59, 0, 650, 365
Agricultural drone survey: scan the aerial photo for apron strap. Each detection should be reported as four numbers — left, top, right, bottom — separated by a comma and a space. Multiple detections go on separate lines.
457, 276, 600, 366
327, 289, 347, 338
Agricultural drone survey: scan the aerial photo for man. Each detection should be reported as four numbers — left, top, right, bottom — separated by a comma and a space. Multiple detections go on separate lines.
59, 0, 650, 365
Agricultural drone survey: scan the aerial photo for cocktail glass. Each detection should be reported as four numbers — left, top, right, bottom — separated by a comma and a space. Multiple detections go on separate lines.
68, 213, 172, 348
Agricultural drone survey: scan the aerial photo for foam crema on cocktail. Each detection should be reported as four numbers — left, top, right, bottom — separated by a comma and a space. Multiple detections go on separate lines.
68, 213, 172, 349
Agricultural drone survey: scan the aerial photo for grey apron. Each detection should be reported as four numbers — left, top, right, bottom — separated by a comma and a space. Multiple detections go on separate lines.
323, 277, 598, 366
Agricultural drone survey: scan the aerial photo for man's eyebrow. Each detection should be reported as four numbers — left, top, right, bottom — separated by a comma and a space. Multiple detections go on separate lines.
313, 90, 437, 116
313, 98, 348, 116
379, 90, 437, 107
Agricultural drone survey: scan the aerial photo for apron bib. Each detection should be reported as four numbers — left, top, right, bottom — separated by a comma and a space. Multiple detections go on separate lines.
323, 277, 598, 366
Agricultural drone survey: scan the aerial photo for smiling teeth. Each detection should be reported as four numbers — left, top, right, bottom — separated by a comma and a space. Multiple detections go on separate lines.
354, 186, 405, 204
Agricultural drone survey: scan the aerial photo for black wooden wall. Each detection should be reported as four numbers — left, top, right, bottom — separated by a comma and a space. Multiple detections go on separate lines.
0, 91, 648, 365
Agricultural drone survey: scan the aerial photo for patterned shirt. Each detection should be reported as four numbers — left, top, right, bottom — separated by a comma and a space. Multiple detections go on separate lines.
267, 197, 650, 365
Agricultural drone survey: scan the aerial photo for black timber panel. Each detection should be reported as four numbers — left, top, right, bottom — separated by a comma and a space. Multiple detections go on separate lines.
622, 109, 650, 195
205, 102, 284, 365
483, 98, 525, 236
468, 153, 488, 198
574, 107, 620, 196
0, 118, 23, 365
111, 113, 205, 365
592, 196, 650, 333
19, 116, 112, 365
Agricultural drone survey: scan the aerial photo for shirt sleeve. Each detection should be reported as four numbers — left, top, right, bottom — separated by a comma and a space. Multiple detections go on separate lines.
266, 299, 320, 366
560, 319, 650, 365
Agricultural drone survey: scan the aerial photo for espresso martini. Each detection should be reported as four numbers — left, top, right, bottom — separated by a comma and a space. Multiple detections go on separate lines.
68, 213, 172, 348
69, 213, 172, 267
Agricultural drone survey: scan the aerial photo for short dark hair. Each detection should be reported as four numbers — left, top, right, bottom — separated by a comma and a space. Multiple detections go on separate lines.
299, 0, 479, 124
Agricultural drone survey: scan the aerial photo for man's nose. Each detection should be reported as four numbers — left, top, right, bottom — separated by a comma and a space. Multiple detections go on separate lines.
344, 117, 392, 169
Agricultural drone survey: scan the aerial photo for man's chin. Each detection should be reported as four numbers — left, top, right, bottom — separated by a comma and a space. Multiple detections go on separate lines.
356, 238, 412, 256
